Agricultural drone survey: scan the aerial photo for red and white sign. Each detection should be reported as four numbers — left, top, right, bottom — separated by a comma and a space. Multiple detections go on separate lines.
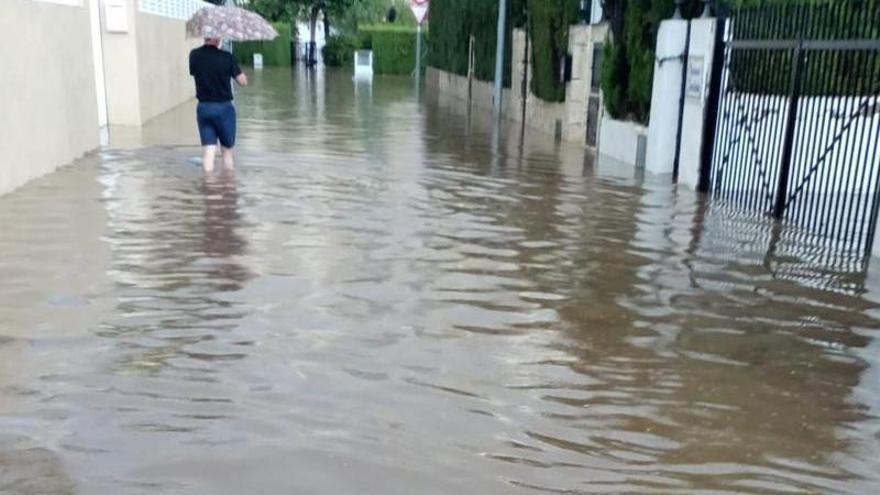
410, 0, 429, 25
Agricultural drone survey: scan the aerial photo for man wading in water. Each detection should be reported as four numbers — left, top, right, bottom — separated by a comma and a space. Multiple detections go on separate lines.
189, 37, 248, 173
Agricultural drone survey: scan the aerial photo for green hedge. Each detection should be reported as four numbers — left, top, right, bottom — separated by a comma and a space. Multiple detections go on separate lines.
359, 25, 426, 75
428, 0, 580, 101
323, 34, 360, 68
600, 0, 692, 123
233, 22, 291, 66
428, 0, 525, 89
528, 0, 578, 102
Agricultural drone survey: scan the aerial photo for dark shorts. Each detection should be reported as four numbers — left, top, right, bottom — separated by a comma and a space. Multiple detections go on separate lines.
196, 101, 236, 148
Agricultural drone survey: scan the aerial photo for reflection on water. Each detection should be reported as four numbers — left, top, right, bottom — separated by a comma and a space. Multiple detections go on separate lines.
0, 68, 879, 494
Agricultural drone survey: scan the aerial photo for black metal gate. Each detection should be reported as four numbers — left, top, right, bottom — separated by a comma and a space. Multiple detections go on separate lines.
586, 43, 603, 148
703, 2, 880, 255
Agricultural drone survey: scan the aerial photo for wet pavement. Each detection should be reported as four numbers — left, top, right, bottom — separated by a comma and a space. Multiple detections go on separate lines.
1, 68, 879, 494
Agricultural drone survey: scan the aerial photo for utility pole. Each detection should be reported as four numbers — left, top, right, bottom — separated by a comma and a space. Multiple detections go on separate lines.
493, 0, 508, 121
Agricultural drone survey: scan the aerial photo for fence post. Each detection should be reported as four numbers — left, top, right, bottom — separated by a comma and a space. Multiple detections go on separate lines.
672, 20, 692, 182
468, 35, 475, 106
698, 17, 726, 193
773, 42, 805, 219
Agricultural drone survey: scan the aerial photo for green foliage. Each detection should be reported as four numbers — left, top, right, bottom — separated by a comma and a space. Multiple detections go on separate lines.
322, 34, 359, 67
337, 0, 418, 32
528, 0, 579, 102
599, 0, 700, 122
246, 0, 297, 23
233, 23, 292, 66
245, 0, 372, 31
600, 40, 627, 119
426, 0, 470, 77
728, 0, 880, 96
359, 25, 426, 75
429, 0, 567, 94
599, 0, 879, 122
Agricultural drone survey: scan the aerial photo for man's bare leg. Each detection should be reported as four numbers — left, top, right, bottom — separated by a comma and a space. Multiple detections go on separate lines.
202, 145, 217, 173
222, 146, 235, 170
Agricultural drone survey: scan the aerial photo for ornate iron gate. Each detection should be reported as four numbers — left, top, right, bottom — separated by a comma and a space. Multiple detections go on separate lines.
704, 2, 880, 255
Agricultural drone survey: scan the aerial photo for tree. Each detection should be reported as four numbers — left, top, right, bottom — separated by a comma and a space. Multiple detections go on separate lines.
245, 0, 365, 64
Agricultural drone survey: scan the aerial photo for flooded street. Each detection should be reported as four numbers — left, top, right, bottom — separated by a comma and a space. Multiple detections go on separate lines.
1, 68, 880, 493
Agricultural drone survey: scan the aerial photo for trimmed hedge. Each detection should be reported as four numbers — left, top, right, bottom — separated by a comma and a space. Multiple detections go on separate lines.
428, 0, 579, 101
323, 34, 360, 67
528, 0, 578, 102
428, 0, 525, 89
359, 25, 426, 75
600, 0, 694, 123
233, 22, 291, 66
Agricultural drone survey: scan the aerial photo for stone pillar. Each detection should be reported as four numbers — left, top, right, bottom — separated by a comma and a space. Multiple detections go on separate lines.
678, 18, 719, 190
510, 28, 528, 121
646, 19, 688, 176
564, 25, 591, 143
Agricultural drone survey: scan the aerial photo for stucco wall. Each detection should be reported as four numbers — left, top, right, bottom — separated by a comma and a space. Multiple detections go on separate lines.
136, 12, 200, 122
102, 0, 142, 126
0, 0, 100, 195
427, 28, 567, 143
646, 19, 688, 176
564, 23, 607, 144
598, 116, 648, 168
426, 67, 512, 115
103, 1, 199, 126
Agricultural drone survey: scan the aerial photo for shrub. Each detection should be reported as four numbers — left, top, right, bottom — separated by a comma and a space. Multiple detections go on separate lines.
359, 25, 427, 75
233, 23, 291, 66
427, 0, 575, 100
323, 34, 360, 67
528, 0, 578, 102
600, 40, 627, 119
598, 0, 701, 122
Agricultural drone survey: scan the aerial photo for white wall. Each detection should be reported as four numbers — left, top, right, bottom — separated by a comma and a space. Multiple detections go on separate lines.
102, 0, 200, 126
102, 0, 143, 125
874, 231, 880, 259
0, 0, 100, 195
646, 19, 688, 176
598, 115, 648, 167
136, 11, 200, 122
89, 0, 108, 127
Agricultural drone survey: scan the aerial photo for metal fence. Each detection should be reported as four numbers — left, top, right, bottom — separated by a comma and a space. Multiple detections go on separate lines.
703, 2, 880, 256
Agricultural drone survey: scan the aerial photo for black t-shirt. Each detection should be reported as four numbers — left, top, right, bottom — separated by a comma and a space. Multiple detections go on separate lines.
189, 45, 242, 102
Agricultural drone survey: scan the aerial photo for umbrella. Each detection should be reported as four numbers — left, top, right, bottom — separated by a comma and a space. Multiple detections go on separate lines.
186, 6, 278, 41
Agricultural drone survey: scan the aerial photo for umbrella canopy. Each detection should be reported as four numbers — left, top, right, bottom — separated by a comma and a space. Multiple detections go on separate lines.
186, 6, 278, 41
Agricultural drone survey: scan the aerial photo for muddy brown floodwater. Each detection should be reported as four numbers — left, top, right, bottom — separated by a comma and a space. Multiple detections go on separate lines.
1, 68, 879, 494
